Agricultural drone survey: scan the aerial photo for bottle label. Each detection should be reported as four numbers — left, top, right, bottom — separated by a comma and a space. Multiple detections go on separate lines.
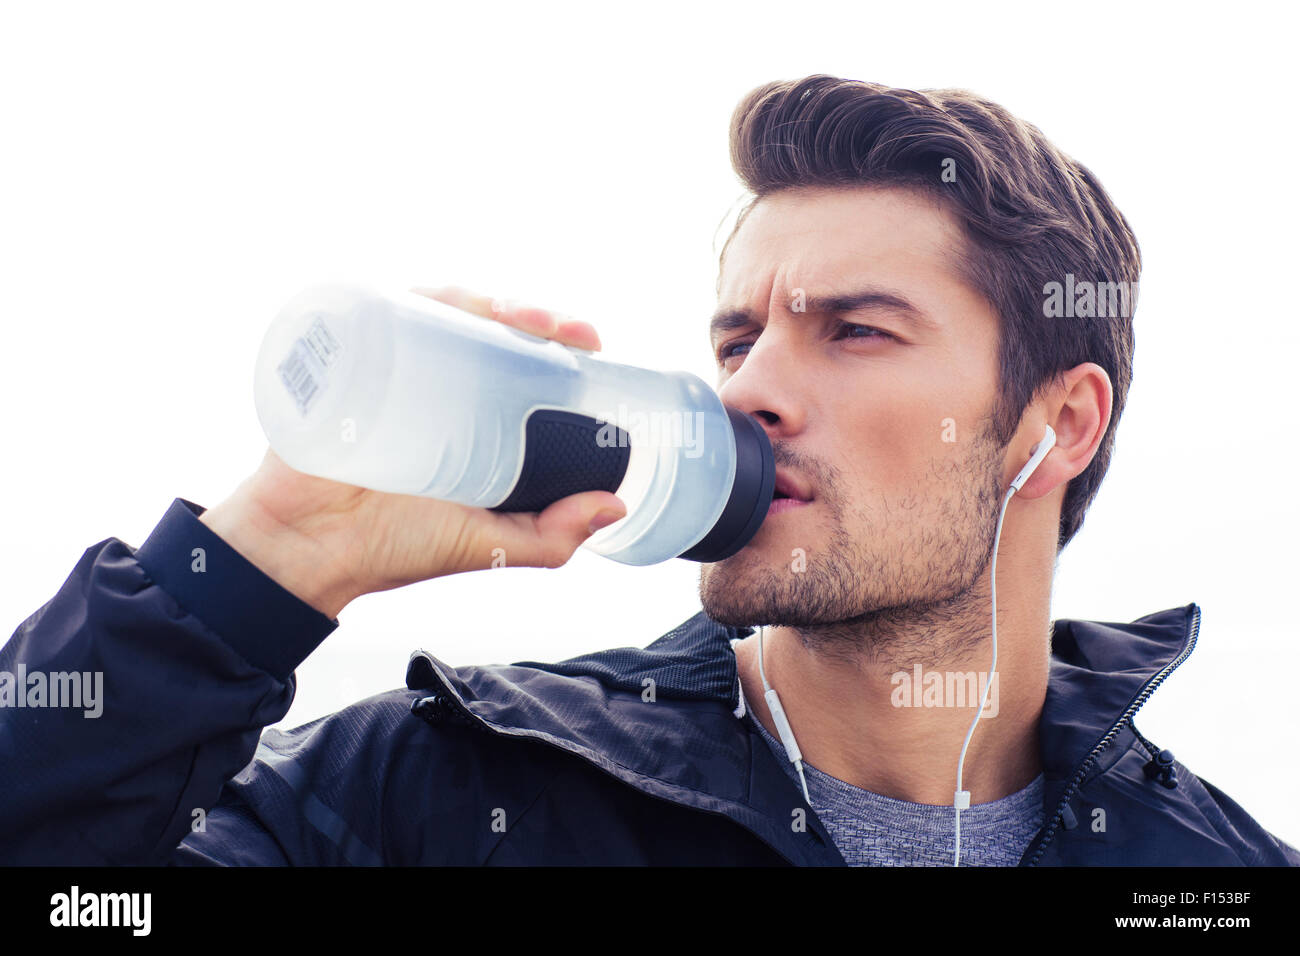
277, 317, 341, 416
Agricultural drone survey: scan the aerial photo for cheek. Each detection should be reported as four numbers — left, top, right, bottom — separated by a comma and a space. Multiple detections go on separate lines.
815, 413, 917, 514
817, 349, 993, 503
837, 391, 948, 493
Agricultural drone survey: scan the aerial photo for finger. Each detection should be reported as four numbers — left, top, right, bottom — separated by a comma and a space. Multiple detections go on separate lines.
501, 305, 602, 351
552, 318, 602, 352
410, 286, 601, 351
491, 491, 626, 570
490, 302, 559, 339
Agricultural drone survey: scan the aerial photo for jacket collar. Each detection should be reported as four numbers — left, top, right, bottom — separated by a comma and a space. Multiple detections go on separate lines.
1022, 602, 1201, 863
406, 602, 1201, 864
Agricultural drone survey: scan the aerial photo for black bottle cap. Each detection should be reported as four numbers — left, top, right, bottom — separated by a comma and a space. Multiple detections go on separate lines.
677, 406, 774, 562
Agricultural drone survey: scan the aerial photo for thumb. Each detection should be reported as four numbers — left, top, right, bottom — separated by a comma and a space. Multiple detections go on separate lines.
527, 491, 627, 568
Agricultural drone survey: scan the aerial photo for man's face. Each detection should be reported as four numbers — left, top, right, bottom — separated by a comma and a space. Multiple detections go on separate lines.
698, 185, 1014, 654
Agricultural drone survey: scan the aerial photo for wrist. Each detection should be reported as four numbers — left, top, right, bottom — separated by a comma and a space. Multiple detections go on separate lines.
198, 492, 360, 619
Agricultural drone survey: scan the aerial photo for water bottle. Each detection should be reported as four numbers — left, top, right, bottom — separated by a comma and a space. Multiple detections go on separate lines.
252, 281, 774, 566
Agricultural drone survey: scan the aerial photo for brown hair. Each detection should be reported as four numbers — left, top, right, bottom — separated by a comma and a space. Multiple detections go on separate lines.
722, 75, 1140, 551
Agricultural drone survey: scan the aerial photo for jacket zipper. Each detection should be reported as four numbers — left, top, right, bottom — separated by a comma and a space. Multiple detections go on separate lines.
1023, 604, 1201, 866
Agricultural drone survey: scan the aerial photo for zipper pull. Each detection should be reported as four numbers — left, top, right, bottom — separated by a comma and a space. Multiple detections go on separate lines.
411, 693, 477, 729
1059, 801, 1078, 830
1142, 748, 1178, 789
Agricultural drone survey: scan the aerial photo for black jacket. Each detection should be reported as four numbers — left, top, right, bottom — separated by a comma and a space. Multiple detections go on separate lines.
1, 498, 1295, 865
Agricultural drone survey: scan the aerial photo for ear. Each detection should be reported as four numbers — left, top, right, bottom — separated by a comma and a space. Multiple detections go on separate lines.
1014, 363, 1113, 500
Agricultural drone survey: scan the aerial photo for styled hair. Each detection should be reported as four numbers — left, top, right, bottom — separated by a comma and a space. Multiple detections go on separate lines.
723, 75, 1140, 551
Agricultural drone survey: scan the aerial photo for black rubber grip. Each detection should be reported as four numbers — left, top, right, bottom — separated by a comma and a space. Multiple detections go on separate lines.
489, 408, 631, 513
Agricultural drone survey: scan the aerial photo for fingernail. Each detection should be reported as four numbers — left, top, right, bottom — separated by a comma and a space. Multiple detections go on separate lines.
588, 510, 624, 534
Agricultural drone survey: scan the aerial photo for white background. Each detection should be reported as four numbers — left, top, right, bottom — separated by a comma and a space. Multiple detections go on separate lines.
2, 1, 1296, 849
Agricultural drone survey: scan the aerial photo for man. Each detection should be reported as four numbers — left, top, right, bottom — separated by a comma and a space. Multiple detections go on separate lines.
1, 75, 1294, 865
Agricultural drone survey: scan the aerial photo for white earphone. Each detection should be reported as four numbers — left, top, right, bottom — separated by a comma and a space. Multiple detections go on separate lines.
952, 423, 1055, 864
755, 423, 1058, 865
1010, 425, 1057, 493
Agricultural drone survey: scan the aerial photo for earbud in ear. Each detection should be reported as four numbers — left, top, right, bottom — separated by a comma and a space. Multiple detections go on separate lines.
1008, 425, 1056, 493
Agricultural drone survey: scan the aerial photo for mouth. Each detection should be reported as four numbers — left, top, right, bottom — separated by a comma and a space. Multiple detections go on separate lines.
769, 468, 813, 515
767, 496, 810, 515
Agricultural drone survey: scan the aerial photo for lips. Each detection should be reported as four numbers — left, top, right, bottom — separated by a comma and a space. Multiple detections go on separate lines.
772, 468, 813, 502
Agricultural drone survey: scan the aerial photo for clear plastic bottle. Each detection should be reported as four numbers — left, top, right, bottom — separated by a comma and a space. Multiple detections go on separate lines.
252, 281, 774, 565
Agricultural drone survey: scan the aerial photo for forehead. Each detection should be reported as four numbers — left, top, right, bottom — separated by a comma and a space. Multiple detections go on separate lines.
718, 185, 971, 302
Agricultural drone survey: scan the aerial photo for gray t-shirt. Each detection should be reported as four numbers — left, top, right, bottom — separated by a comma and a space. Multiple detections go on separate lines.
735, 650, 1044, 866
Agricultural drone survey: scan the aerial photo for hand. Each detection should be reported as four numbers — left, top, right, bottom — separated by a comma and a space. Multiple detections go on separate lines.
199, 286, 626, 618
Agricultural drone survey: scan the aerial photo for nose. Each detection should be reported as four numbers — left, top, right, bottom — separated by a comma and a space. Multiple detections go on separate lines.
716, 327, 808, 442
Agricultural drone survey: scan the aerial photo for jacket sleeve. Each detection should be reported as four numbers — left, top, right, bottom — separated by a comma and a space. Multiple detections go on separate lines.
0, 498, 339, 865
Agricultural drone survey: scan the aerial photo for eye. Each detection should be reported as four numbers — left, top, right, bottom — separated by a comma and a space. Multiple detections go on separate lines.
716, 340, 752, 364
835, 322, 894, 342
715, 322, 894, 367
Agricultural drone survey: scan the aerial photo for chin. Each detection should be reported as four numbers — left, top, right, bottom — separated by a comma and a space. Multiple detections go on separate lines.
698, 557, 779, 626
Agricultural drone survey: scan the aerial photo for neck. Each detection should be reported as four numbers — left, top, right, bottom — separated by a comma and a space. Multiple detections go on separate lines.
735, 538, 1052, 806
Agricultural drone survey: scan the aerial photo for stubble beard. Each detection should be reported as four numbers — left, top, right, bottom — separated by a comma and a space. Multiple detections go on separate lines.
698, 418, 1009, 670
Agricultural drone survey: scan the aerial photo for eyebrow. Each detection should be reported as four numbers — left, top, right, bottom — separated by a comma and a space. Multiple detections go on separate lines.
708, 288, 940, 345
